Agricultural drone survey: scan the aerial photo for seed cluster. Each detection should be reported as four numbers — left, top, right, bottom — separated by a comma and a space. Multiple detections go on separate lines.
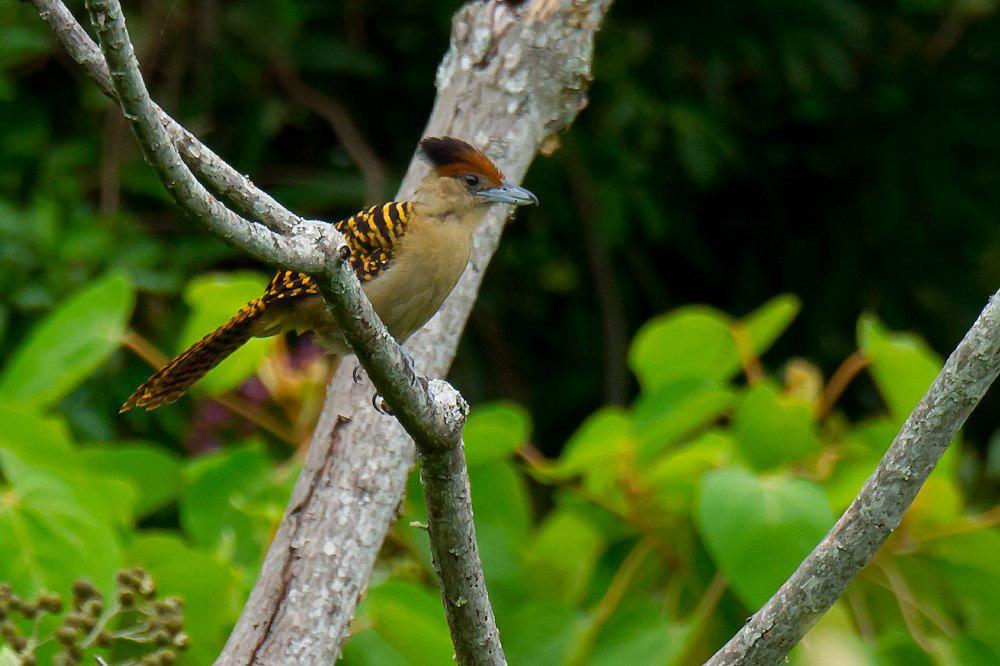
0, 569, 189, 666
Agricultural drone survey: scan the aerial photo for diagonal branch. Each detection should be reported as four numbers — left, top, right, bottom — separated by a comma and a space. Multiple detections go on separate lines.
33, 0, 302, 236
53, 0, 520, 662
218, 2, 614, 663
707, 290, 1000, 665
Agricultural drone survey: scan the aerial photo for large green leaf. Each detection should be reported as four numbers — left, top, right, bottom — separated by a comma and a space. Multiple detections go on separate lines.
462, 401, 531, 468
858, 315, 942, 424
925, 531, 1000, 644
628, 306, 737, 390
697, 467, 834, 608
643, 430, 733, 517
0, 272, 134, 408
502, 602, 579, 666
525, 510, 604, 606
179, 443, 275, 569
468, 460, 532, 610
0, 406, 136, 527
0, 468, 122, 599
179, 272, 273, 395
555, 407, 636, 477
340, 630, 409, 666
628, 297, 800, 392
550, 408, 636, 515
79, 443, 182, 517
632, 378, 736, 460
127, 533, 242, 666
590, 597, 687, 666
366, 581, 453, 665
732, 382, 821, 470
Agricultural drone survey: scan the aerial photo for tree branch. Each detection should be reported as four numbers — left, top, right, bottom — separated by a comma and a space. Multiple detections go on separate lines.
218, 1, 614, 663
33, 0, 303, 236
38, 0, 549, 661
707, 290, 1000, 665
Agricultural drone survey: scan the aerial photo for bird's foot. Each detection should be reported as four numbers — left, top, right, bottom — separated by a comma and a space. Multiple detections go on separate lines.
371, 392, 393, 415
352, 364, 366, 385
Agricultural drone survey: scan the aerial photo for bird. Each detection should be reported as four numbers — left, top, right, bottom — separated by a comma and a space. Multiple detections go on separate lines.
120, 137, 538, 413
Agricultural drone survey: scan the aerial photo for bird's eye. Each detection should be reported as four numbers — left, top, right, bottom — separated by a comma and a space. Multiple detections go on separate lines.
463, 173, 481, 189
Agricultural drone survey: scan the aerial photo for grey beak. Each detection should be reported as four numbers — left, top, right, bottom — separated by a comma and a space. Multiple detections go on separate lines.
477, 181, 539, 206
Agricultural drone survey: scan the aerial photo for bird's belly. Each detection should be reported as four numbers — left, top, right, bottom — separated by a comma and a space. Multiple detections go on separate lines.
365, 252, 469, 342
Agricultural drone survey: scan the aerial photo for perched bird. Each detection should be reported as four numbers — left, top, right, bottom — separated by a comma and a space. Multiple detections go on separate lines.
121, 137, 537, 412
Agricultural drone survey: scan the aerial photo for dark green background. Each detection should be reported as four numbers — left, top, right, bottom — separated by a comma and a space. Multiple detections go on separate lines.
2, 0, 998, 459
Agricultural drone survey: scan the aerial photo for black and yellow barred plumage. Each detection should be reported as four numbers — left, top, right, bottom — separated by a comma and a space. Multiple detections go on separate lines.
120, 202, 413, 412
120, 136, 537, 414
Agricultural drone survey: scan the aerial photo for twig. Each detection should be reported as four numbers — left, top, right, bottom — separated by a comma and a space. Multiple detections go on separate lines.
707, 290, 1000, 665
817, 350, 869, 420
565, 538, 655, 666
32, 0, 304, 236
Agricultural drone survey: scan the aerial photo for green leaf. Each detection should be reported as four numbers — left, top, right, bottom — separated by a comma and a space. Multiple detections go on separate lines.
0, 404, 73, 468
732, 382, 821, 470
643, 430, 733, 516
632, 379, 736, 460
551, 408, 636, 515
590, 598, 687, 666
0, 468, 121, 599
366, 581, 453, 665
628, 306, 737, 391
925, 531, 1000, 642
555, 407, 636, 477
128, 533, 242, 666
741, 294, 801, 359
628, 297, 800, 393
502, 602, 579, 666
179, 272, 273, 395
0, 272, 134, 409
79, 443, 182, 517
526, 510, 604, 605
858, 315, 942, 424
462, 401, 531, 468
179, 443, 275, 569
697, 468, 834, 608
469, 461, 532, 609
340, 630, 409, 666
0, 406, 136, 527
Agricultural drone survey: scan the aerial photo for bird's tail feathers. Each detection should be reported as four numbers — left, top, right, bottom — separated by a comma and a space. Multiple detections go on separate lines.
121, 299, 266, 413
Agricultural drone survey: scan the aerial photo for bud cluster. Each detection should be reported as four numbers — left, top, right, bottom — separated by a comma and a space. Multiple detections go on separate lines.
0, 569, 189, 666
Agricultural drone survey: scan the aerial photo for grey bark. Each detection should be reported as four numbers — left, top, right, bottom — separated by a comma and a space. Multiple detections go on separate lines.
706, 290, 1000, 665
218, 1, 613, 663
36, 0, 613, 663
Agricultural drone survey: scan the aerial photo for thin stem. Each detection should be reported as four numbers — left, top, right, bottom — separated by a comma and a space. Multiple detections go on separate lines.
564, 538, 655, 666
817, 350, 869, 420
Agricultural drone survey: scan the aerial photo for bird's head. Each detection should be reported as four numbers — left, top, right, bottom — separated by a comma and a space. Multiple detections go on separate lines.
416, 137, 538, 215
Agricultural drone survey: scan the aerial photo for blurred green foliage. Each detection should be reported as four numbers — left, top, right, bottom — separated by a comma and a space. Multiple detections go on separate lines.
1, 0, 999, 663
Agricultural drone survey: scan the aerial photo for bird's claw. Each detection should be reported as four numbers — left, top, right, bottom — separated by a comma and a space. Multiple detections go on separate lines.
352, 364, 366, 385
371, 392, 393, 415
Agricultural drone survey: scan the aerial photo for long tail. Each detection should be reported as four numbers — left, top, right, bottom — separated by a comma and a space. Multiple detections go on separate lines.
121, 299, 266, 413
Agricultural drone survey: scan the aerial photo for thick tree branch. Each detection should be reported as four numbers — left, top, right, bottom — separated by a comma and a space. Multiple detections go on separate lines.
708, 290, 1000, 665
48, 0, 514, 662
218, 1, 614, 663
